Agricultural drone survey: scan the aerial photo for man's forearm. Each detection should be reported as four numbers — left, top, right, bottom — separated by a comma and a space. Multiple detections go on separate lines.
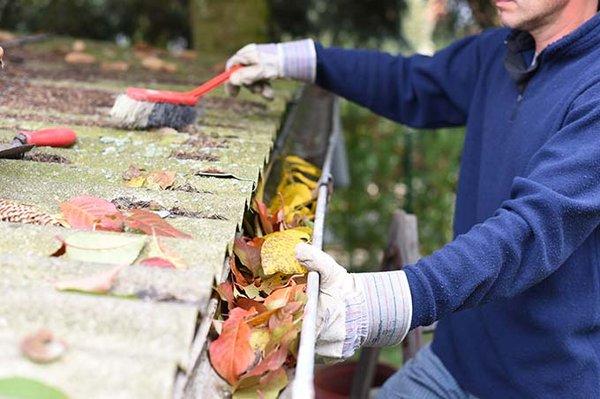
314, 35, 482, 128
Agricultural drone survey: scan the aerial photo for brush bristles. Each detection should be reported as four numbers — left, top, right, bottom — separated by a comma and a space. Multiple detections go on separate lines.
110, 94, 198, 130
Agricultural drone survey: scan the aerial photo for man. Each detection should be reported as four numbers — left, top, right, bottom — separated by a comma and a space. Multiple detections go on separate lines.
227, 1, 600, 397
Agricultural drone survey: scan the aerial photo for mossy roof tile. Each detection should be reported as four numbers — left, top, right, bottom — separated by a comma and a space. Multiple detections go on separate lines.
0, 35, 295, 398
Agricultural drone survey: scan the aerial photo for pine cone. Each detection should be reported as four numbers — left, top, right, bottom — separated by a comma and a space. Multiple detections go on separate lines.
0, 199, 61, 226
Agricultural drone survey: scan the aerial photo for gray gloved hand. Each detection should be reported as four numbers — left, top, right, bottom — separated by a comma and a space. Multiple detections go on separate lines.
225, 39, 316, 100
295, 243, 413, 362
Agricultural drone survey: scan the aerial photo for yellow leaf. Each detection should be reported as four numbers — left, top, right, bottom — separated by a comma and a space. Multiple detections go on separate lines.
261, 230, 310, 276
258, 273, 290, 294
249, 328, 270, 352
124, 175, 146, 188
284, 206, 313, 224
291, 226, 313, 237
269, 183, 313, 215
292, 172, 318, 189
284, 156, 321, 177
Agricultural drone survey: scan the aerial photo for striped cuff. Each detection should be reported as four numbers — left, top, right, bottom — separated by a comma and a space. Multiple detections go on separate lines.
355, 271, 413, 347
278, 39, 317, 82
342, 281, 369, 358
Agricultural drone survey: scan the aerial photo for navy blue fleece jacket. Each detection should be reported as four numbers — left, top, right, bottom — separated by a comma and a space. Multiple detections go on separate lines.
315, 14, 600, 399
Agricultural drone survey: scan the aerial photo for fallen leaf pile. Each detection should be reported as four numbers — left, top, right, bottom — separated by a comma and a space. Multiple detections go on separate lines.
209, 155, 321, 398
59, 195, 191, 238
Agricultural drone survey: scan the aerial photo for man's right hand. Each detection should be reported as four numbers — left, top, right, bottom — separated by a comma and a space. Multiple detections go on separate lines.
225, 39, 316, 100
295, 243, 413, 363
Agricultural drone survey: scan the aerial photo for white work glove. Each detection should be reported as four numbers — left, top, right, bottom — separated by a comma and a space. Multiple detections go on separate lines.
295, 243, 413, 362
225, 39, 316, 100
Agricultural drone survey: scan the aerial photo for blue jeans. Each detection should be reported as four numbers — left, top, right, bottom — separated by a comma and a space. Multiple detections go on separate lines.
378, 345, 479, 399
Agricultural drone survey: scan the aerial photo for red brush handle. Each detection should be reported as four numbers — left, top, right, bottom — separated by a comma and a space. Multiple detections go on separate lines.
187, 64, 243, 98
19, 128, 77, 147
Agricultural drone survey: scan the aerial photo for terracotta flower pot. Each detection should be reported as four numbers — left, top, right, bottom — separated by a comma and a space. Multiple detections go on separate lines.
314, 361, 397, 399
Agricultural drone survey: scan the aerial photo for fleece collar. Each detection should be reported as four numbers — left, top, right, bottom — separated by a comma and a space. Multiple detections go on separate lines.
504, 12, 600, 90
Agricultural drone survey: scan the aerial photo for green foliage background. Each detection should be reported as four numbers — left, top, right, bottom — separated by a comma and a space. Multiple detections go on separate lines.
329, 102, 464, 270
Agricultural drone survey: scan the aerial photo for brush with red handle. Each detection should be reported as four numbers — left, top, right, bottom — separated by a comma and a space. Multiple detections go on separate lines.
110, 64, 243, 130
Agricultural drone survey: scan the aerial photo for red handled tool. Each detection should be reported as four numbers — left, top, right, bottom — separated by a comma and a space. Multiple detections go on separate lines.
0, 127, 77, 159
16, 127, 77, 148
110, 64, 244, 130
125, 64, 243, 106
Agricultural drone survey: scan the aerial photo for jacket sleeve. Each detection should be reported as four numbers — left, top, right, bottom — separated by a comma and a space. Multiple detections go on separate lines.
403, 81, 600, 327
314, 33, 493, 128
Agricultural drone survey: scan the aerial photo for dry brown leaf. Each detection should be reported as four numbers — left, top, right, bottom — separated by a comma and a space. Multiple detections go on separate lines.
20, 329, 67, 364
122, 165, 145, 180
0, 31, 15, 41
178, 50, 197, 60
65, 52, 96, 65
140, 56, 177, 72
162, 61, 178, 73
145, 171, 176, 190
261, 229, 310, 275
101, 61, 130, 72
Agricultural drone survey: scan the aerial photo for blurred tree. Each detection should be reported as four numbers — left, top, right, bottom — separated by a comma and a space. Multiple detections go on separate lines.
327, 0, 469, 268
0, 0, 190, 47
190, 0, 269, 55
466, 0, 498, 28
269, 0, 406, 46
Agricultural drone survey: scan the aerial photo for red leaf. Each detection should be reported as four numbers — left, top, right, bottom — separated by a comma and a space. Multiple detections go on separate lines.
216, 281, 235, 310
60, 196, 123, 231
229, 257, 251, 286
245, 345, 288, 378
233, 237, 263, 275
280, 301, 303, 318
124, 209, 191, 238
264, 286, 294, 311
255, 201, 285, 234
237, 297, 268, 313
255, 201, 273, 234
209, 307, 257, 385
139, 257, 176, 268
